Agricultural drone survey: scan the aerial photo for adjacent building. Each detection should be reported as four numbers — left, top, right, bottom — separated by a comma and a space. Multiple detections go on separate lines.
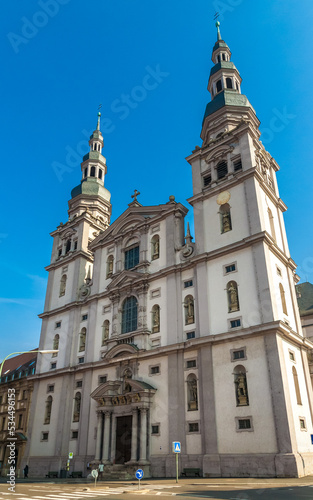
0, 352, 37, 477
23, 24, 313, 478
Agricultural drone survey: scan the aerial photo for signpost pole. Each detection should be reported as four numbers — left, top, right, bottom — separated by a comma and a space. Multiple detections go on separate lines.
176, 453, 178, 483
138, 477, 140, 490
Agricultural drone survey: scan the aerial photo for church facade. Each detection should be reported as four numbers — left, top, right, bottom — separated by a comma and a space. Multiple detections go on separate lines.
24, 25, 313, 478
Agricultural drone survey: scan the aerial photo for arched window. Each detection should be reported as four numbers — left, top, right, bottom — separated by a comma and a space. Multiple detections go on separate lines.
217, 54, 221, 63
102, 320, 110, 345
187, 373, 198, 411
65, 239, 71, 254
122, 296, 138, 334
184, 295, 195, 325
59, 274, 67, 297
292, 366, 302, 405
98, 169, 103, 180
151, 305, 160, 333
216, 79, 222, 93
73, 392, 81, 422
79, 328, 86, 352
226, 77, 233, 89
227, 281, 240, 312
44, 396, 53, 424
217, 160, 228, 179
106, 255, 114, 278
279, 283, 288, 315
84, 167, 87, 177
268, 208, 276, 241
52, 334, 59, 357
222, 53, 226, 61
151, 235, 160, 260
234, 365, 249, 406
220, 203, 232, 233
90, 166, 96, 177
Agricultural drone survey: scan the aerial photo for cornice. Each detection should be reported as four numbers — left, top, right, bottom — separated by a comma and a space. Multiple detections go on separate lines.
31, 321, 309, 382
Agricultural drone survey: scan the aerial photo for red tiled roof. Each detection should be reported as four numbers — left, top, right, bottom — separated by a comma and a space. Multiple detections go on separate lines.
1, 350, 38, 374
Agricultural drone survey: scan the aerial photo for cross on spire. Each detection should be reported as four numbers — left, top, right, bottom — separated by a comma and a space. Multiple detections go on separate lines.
97, 104, 102, 130
131, 189, 141, 202
214, 12, 222, 40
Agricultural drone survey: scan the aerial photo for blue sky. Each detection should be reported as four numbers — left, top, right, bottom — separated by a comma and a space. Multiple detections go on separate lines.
1, 0, 313, 358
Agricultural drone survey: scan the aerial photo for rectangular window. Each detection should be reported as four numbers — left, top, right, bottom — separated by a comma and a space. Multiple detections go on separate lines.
124, 246, 140, 270
99, 376, 107, 384
41, 432, 49, 441
289, 351, 295, 361
1, 417, 5, 431
236, 418, 253, 431
188, 422, 199, 433
232, 349, 245, 361
50, 362, 57, 370
150, 365, 160, 375
78, 357, 84, 364
186, 331, 195, 340
58, 249, 62, 257
203, 174, 212, 187
47, 385, 54, 393
217, 161, 228, 180
233, 159, 242, 172
55, 321, 61, 328
81, 314, 88, 321
74, 241, 78, 250
151, 425, 159, 435
184, 280, 193, 288
76, 381, 83, 388
225, 263, 236, 274
71, 431, 78, 439
186, 360, 197, 369
230, 319, 241, 328
276, 266, 282, 277
18, 414, 23, 429
300, 418, 306, 430
0, 396, 2, 404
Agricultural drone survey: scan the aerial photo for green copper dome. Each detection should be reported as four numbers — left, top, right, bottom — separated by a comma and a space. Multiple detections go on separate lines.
71, 178, 111, 202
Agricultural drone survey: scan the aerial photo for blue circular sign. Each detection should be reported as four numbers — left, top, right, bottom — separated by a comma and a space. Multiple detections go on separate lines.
136, 469, 144, 479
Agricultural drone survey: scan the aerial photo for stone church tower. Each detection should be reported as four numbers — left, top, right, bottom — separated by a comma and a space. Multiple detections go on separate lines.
24, 24, 313, 478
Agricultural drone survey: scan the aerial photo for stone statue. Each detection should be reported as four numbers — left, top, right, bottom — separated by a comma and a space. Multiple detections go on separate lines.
228, 283, 239, 312
185, 297, 195, 324
236, 373, 248, 405
152, 306, 160, 332
222, 211, 231, 232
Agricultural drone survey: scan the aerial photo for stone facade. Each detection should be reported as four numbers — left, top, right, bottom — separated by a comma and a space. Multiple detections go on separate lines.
23, 27, 313, 478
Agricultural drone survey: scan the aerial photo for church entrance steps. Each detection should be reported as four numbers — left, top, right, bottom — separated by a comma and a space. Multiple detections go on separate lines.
100, 463, 151, 480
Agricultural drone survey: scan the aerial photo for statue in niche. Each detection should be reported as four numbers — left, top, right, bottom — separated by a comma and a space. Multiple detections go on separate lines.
102, 322, 109, 345
152, 306, 160, 332
187, 378, 198, 411
152, 238, 160, 260
222, 211, 231, 232
228, 282, 239, 312
185, 296, 195, 325
236, 372, 248, 405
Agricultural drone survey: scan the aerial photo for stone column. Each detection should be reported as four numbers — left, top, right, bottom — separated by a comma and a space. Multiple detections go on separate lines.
130, 408, 138, 463
102, 411, 111, 464
110, 415, 117, 463
95, 412, 102, 461
139, 408, 148, 463
115, 236, 123, 272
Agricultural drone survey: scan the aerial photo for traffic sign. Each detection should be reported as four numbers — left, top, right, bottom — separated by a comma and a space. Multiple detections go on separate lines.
68, 452, 73, 459
136, 468, 144, 479
91, 469, 98, 478
172, 441, 181, 453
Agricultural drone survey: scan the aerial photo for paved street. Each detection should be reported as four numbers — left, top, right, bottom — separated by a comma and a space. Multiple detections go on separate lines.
1, 478, 313, 500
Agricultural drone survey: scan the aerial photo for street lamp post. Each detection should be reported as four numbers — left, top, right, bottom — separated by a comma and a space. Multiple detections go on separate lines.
0, 350, 59, 378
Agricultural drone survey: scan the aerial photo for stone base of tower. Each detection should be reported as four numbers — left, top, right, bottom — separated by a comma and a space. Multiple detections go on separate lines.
150, 453, 313, 478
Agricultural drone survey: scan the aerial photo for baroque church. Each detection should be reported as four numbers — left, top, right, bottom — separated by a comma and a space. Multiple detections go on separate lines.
23, 24, 313, 478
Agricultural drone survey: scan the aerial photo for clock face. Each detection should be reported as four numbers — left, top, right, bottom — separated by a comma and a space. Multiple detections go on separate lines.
216, 191, 231, 205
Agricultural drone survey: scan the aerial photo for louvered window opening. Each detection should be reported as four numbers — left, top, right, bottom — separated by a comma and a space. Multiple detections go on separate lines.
217, 161, 228, 179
